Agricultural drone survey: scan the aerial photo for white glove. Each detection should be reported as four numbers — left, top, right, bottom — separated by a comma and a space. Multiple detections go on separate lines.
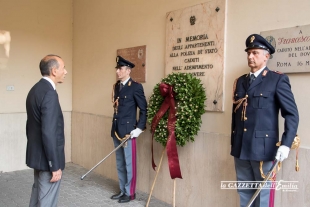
130, 128, 142, 139
275, 145, 290, 162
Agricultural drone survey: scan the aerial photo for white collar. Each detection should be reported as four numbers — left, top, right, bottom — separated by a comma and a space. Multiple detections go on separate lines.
250, 66, 266, 77
121, 77, 130, 85
42, 77, 56, 90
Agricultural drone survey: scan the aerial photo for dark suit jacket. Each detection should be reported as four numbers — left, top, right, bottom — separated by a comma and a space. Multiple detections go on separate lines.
26, 78, 65, 171
231, 68, 299, 161
111, 78, 147, 138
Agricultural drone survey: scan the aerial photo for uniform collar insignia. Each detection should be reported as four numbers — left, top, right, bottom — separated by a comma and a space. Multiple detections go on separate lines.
262, 70, 268, 76
128, 81, 131, 86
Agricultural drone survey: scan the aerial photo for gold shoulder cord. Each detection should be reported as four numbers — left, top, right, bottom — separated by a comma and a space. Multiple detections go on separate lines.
260, 135, 300, 181
112, 83, 119, 114
232, 77, 248, 121
112, 83, 115, 103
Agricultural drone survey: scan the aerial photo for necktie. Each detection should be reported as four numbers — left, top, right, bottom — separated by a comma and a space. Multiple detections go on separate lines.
119, 83, 124, 91
249, 74, 255, 85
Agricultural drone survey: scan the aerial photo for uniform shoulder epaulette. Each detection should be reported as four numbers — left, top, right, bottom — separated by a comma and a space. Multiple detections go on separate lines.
233, 74, 247, 92
113, 80, 120, 87
238, 73, 248, 79
272, 70, 283, 75
131, 79, 141, 84
232, 74, 247, 86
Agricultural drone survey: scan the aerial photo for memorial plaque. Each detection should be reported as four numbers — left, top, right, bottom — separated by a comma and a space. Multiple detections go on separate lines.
117, 45, 146, 83
261, 25, 310, 73
165, 0, 226, 111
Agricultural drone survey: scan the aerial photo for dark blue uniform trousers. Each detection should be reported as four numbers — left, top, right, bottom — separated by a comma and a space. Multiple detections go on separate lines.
234, 158, 273, 207
113, 137, 137, 199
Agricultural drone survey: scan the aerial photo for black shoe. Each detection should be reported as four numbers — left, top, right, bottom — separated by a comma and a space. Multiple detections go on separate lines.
111, 192, 124, 200
118, 194, 136, 203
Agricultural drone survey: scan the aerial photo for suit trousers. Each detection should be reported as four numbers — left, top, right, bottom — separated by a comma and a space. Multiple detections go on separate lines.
234, 157, 273, 207
29, 169, 61, 207
112, 136, 137, 199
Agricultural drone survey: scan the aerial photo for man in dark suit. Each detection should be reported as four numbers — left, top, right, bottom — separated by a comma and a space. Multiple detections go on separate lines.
231, 34, 299, 207
110, 56, 147, 203
26, 54, 67, 207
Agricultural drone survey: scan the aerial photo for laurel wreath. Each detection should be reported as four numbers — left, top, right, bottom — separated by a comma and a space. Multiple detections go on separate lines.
147, 73, 206, 147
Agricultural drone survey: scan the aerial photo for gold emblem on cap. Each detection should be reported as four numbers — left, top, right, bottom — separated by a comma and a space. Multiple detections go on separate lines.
250, 36, 255, 43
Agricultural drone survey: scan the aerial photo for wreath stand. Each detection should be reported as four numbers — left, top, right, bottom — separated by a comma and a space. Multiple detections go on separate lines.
146, 146, 177, 207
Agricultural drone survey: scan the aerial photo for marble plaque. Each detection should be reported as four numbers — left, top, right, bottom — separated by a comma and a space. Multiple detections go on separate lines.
165, 0, 226, 111
261, 25, 310, 73
117, 45, 146, 83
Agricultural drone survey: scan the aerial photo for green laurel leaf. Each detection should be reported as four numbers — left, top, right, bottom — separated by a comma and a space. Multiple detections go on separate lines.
147, 73, 207, 147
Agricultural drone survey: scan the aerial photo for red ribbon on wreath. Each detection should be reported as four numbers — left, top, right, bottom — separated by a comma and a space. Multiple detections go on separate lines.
151, 83, 182, 179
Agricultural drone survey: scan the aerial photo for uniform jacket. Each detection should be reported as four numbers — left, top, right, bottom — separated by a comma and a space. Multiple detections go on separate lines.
111, 78, 147, 138
231, 67, 299, 161
26, 78, 65, 171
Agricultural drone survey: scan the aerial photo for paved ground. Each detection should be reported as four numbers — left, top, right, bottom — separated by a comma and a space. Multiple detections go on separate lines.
0, 163, 171, 207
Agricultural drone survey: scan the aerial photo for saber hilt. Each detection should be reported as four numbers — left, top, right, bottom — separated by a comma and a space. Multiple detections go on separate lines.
246, 159, 280, 207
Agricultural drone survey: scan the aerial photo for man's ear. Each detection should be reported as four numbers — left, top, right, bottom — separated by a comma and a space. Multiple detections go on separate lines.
50, 67, 57, 76
265, 53, 270, 61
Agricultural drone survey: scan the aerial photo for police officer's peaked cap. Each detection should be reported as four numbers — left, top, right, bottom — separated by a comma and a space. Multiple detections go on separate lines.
245, 34, 275, 54
115, 56, 135, 69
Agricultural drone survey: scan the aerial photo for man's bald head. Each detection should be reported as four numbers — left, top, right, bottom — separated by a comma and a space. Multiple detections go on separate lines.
39, 54, 62, 76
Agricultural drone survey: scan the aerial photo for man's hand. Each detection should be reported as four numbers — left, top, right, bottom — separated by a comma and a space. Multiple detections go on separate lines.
275, 145, 290, 162
130, 128, 142, 139
50, 169, 62, 182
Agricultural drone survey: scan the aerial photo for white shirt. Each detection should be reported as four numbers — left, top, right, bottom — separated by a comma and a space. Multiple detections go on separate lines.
121, 77, 130, 86
42, 77, 56, 90
250, 66, 266, 78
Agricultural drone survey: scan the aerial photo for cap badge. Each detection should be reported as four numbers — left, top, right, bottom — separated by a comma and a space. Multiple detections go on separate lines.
250, 36, 255, 43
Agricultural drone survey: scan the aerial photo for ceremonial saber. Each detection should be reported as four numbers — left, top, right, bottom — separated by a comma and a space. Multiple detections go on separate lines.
80, 135, 131, 180
246, 159, 280, 207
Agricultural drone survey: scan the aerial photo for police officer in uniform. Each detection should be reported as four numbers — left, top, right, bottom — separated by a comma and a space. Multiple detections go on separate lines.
110, 56, 147, 203
231, 34, 299, 207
